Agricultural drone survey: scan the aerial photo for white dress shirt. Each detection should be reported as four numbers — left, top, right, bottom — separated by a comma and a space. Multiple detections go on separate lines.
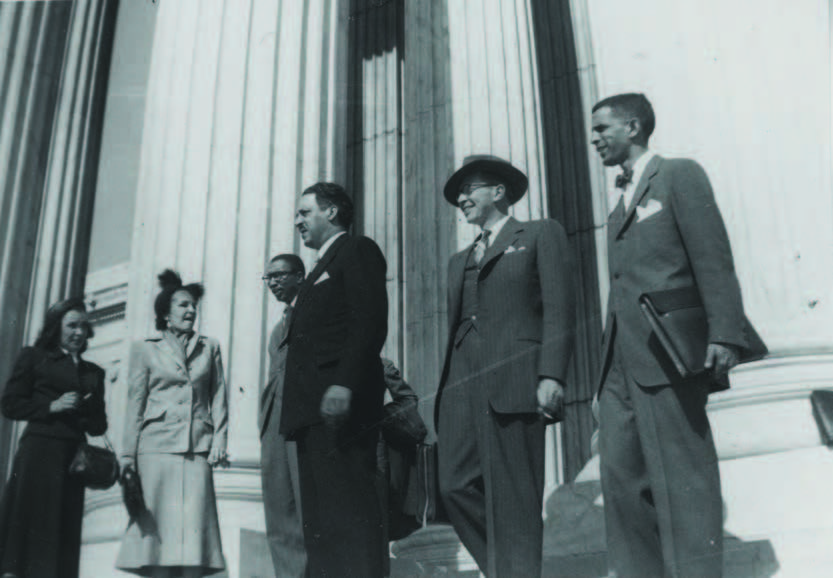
610, 150, 657, 213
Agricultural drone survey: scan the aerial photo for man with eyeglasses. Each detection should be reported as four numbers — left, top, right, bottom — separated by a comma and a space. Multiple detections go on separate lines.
259, 253, 306, 578
434, 155, 576, 577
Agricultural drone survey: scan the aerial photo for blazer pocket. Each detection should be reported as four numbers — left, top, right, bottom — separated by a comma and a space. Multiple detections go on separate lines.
141, 408, 166, 428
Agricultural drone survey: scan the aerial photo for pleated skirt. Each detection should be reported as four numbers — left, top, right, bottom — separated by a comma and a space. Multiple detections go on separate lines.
116, 452, 225, 575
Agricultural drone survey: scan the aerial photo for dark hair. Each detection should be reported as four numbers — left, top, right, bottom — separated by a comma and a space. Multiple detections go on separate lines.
270, 253, 306, 276
592, 93, 655, 141
35, 297, 94, 353
153, 269, 205, 331
302, 182, 354, 229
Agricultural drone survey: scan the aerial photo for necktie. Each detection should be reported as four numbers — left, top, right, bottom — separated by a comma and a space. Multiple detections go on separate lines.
473, 229, 491, 265
615, 166, 633, 189
280, 305, 293, 342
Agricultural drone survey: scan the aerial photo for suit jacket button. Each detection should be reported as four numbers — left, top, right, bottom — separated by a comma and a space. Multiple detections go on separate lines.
613, 272, 621, 279
471, 315, 477, 321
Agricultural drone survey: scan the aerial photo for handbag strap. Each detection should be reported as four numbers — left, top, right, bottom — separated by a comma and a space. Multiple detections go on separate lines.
87, 433, 116, 453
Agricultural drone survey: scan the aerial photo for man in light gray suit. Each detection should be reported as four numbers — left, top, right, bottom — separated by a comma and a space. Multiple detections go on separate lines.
259, 253, 306, 578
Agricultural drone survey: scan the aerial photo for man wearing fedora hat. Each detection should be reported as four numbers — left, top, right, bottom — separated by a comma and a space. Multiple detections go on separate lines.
434, 155, 576, 577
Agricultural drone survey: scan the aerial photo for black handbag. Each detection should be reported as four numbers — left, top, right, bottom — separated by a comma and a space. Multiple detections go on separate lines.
68, 436, 120, 490
120, 464, 147, 520
381, 399, 428, 450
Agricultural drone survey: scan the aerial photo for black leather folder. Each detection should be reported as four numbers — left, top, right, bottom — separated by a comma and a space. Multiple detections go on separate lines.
639, 286, 767, 378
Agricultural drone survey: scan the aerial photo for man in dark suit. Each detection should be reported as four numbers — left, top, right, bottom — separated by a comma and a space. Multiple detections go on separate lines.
435, 155, 575, 577
281, 182, 388, 578
259, 253, 306, 578
591, 93, 757, 578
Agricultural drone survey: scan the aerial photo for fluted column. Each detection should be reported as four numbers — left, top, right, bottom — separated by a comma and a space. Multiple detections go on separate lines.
346, 0, 405, 363
126, 0, 346, 466
395, 1, 560, 573
446, 0, 548, 239
0, 0, 116, 484
402, 0, 456, 433
110, 2, 348, 575
25, 0, 118, 342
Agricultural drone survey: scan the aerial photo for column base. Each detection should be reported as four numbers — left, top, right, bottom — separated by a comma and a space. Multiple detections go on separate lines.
393, 352, 833, 578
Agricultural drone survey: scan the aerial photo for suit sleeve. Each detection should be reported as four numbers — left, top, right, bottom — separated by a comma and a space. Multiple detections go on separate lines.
536, 219, 576, 383
1, 347, 50, 422
668, 159, 748, 348
209, 340, 229, 453
336, 236, 388, 393
80, 365, 108, 436
121, 341, 149, 460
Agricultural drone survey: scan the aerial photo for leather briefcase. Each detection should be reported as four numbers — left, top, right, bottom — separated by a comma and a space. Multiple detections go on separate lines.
639, 286, 767, 378
68, 437, 120, 490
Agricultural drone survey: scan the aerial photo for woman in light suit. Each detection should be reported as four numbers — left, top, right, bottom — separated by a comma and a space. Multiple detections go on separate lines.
117, 270, 228, 578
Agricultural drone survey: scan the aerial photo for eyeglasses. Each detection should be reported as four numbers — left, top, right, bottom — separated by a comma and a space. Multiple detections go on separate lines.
261, 272, 297, 283
458, 183, 497, 196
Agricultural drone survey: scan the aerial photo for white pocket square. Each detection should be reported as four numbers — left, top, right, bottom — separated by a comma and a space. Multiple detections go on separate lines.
636, 199, 663, 222
314, 271, 331, 285
504, 245, 526, 254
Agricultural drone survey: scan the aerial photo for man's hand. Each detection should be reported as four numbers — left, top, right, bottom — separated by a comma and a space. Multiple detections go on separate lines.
537, 378, 565, 424
704, 343, 740, 376
321, 385, 352, 428
50, 391, 81, 413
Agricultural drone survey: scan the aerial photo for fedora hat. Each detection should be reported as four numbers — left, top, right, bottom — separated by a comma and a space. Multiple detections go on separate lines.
443, 155, 528, 206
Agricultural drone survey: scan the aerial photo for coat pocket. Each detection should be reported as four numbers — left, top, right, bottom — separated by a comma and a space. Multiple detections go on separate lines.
141, 407, 166, 429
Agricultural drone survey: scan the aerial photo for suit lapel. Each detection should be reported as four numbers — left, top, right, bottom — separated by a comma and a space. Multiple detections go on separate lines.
47, 349, 81, 390
290, 233, 349, 335
478, 217, 523, 279
447, 251, 468, 334
616, 155, 662, 239
157, 334, 188, 374
185, 334, 204, 364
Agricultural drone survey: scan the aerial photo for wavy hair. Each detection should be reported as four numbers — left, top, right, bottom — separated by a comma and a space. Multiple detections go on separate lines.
153, 269, 205, 331
34, 297, 94, 353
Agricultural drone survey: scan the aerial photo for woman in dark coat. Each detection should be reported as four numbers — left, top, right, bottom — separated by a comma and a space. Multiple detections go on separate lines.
0, 297, 108, 578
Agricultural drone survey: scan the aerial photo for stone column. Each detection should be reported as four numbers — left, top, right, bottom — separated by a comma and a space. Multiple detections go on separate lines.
446, 0, 549, 235
0, 0, 116, 483
402, 0, 456, 431
551, 1, 833, 575
345, 0, 405, 364
102, 1, 349, 575
25, 0, 118, 341
396, 0, 557, 573
125, 0, 345, 467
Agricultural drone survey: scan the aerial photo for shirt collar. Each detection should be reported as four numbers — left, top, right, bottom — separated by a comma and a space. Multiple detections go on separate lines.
610, 150, 657, 213
60, 347, 80, 365
630, 150, 655, 189
317, 231, 346, 261
482, 214, 511, 245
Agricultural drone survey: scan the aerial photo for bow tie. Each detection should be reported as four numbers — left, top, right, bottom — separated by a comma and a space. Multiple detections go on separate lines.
615, 167, 633, 189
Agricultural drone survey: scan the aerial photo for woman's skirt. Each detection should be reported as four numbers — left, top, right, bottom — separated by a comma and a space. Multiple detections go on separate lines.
116, 452, 225, 575
0, 433, 86, 578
